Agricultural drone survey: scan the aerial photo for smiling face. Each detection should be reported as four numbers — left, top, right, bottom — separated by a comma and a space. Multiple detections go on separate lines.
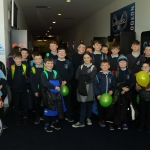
93, 43, 102, 51
144, 46, 150, 57
118, 60, 127, 68
77, 44, 86, 54
21, 50, 29, 59
141, 63, 150, 73
83, 54, 92, 65
57, 49, 66, 59
14, 57, 22, 65
44, 61, 54, 70
100, 62, 110, 71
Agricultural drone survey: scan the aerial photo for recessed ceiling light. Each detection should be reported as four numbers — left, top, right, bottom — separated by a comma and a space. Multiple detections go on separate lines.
58, 14, 61, 16
66, 0, 71, 2
47, 31, 49, 32
53, 21, 56, 23
50, 27, 52, 29
45, 33, 47, 35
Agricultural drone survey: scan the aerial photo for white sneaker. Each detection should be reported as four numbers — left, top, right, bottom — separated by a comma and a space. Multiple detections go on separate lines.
87, 118, 92, 125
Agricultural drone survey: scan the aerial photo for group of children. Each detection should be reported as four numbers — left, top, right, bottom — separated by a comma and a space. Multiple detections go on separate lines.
0, 39, 150, 134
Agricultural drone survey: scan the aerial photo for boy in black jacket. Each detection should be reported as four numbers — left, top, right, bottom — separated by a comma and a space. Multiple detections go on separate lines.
93, 60, 116, 130
136, 62, 150, 133
92, 40, 108, 72
108, 43, 120, 74
7, 52, 29, 126
143, 45, 150, 64
45, 40, 58, 59
54, 46, 74, 122
41, 57, 64, 132
30, 53, 44, 124
127, 40, 145, 113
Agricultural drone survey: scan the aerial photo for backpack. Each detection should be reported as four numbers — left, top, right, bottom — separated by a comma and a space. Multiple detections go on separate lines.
80, 64, 95, 71
11, 64, 27, 79
31, 65, 46, 74
43, 70, 58, 79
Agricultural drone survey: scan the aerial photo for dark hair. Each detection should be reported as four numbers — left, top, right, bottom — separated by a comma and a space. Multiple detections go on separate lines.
44, 57, 54, 63
13, 52, 22, 58
144, 45, 150, 49
111, 43, 120, 49
31, 50, 39, 55
34, 53, 42, 58
93, 40, 102, 45
21, 48, 29, 53
77, 43, 86, 48
82, 51, 93, 63
142, 62, 150, 67
49, 40, 58, 45
131, 40, 140, 45
57, 46, 67, 53
11, 46, 21, 55
100, 59, 110, 65
102, 45, 108, 49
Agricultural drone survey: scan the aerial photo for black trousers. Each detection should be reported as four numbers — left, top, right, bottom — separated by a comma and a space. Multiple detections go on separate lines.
63, 83, 71, 118
140, 100, 150, 127
44, 116, 57, 124
12, 90, 28, 119
34, 95, 42, 118
0, 95, 7, 122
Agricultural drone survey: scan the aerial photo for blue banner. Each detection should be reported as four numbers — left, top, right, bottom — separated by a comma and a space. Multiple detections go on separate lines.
110, 3, 135, 36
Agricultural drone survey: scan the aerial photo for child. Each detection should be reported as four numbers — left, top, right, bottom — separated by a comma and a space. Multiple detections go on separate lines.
41, 57, 66, 132
101, 45, 109, 56
93, 60, 116, 130
54, 47, 74, 122
108, 43, 120, 74
86, 46, 93, 54
7, 52, 29, 126
70, 43, 86, 113
136, 62, 150, 133
107, 55, 135, 130
21, 48, 29, 66
143, 45, 150, 64
72, 51, 97, 128
127, 40, 145, 113
45, 40, 58, 59
0, 69, 8, 129
30, 50, 39, 68
92, 40, 108, 72
30, 53, 44, 124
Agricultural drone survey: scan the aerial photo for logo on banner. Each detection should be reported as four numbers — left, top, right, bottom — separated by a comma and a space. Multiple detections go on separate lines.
110, 3, 135, 36
0, 44, 4, 51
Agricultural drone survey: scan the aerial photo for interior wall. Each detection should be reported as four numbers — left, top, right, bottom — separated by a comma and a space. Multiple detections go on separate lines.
61, 0, 150, 50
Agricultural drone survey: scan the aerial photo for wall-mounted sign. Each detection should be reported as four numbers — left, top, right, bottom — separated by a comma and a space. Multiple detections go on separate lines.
110, 2, 135, 36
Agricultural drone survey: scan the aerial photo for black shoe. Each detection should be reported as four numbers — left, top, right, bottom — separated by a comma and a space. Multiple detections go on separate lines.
45, 126, 53, 132
16, 118, 21, 126
23, 117, 28, 125
65, 117, 74, 123
34, 118, 40, 124
51, 122, 61, 130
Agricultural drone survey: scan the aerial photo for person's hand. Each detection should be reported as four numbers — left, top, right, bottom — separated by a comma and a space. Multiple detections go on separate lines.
61, 81, 67, 86
122, 87, 129, 92
35, 92, 39, 97
55, 86, 60, 91
136, 83, 142, 90
109, 90, 113, 95
146, 88, 150, 91
121, 90, 125, 95
0, 85, 2, 89
97, 95, 100, 100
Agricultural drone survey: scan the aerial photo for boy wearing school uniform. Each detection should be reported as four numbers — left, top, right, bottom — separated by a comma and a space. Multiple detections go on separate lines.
7, 52, 29, 126
45, 40, 58, 59
92, 40, 108, 72
126, 40, 145, 112
54, 47, 74, 122
30, 53, 45, 124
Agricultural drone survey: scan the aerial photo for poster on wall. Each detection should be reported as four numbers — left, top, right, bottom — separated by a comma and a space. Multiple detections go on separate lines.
110, 2, 135, 37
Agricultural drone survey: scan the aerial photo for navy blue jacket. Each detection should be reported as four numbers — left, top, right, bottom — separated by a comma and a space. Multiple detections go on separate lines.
93, 71, 116, 96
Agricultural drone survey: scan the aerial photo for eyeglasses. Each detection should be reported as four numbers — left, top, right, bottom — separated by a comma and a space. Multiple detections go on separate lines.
142, 66, 150, 69
58, 51, 65, 54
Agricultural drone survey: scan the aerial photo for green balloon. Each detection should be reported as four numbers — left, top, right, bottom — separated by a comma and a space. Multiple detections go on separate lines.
136, 95, 140, 105
99, 93, 112, 107
60, 85, 69, 96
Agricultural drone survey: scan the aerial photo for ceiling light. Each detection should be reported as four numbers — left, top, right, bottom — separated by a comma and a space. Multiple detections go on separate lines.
50, 27, 52, 29
52, 21, 56, 23
45, 33, 47, 35
47, 31, 49, 32
66, 0, 71, 2
58, 14, 61, 16
48, 35, 53, 37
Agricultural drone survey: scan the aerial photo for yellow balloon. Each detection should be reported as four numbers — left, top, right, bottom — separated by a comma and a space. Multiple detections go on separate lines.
136, 71, 149, 87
